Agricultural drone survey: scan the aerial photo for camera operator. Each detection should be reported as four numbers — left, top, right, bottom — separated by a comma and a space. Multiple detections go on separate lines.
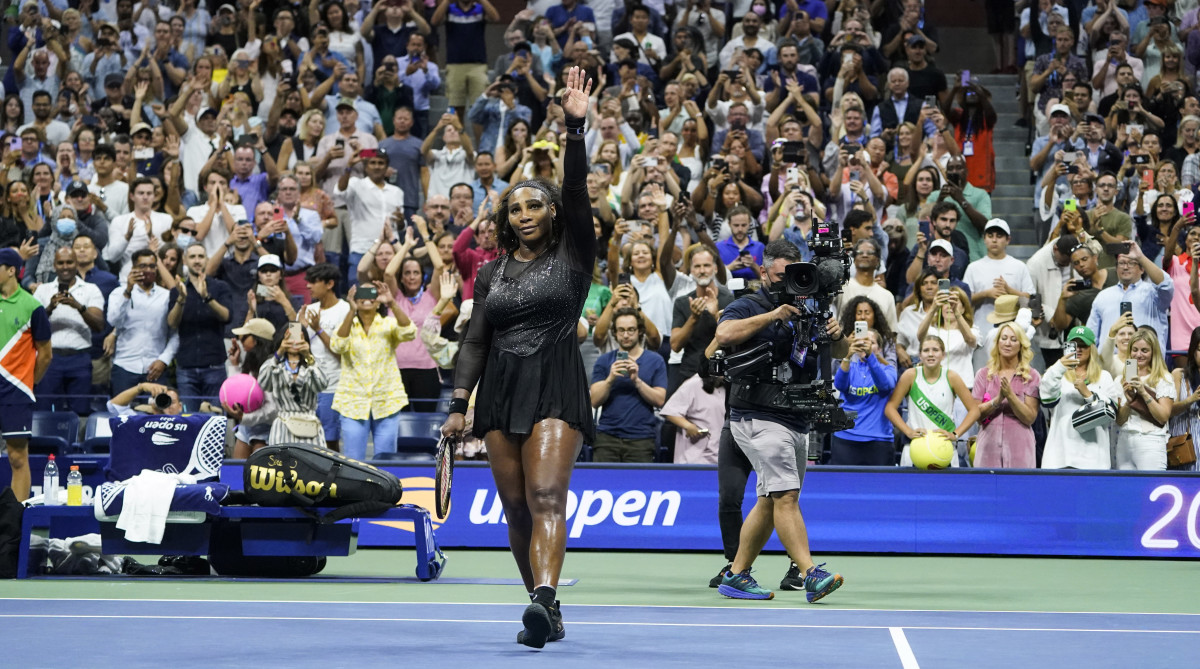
712, 239, 845, 602
106, 381, 183, 417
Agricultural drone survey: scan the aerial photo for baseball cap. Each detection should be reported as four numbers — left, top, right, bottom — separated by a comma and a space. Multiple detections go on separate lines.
197, 107, 219, 119
613, 37, 637, 51
257, 254, 282, 270
906, 34, 927, 47
0, 248, 23, 268
335, 97, 356, 111
217, 3, 236, 13
1049, 103, 1072, 117
1084, 112, 1106, 125
928, 239, 954, 256
1055, 233, 1080, 256
130, 122, 152, 136
984, 218, 1011, 235
1067, 325, 1097, 347
66, 180, 89, 197
104, 73, 124, 89
231, 318, 277, 340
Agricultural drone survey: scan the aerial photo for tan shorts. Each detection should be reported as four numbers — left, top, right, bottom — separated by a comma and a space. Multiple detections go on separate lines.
445, 63, 489, 108
731, 418, 806, 496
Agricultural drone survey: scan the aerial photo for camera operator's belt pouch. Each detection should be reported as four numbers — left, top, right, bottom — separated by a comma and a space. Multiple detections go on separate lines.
731, 382, 788, 412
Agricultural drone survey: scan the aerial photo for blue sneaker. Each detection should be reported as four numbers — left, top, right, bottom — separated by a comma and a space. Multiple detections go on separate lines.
803, 563, 843, 603
718, 569, 774, 600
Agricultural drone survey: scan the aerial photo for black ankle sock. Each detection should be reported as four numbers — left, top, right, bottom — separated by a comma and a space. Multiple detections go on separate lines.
531, 586, 556, 608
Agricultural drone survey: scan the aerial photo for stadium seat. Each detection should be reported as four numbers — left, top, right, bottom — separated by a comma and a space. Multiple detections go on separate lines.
79, 413, 115, 454
394, 412, 447, 456
29, 411, 80, 457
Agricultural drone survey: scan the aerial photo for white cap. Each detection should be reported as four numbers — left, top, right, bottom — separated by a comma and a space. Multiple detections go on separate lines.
984, 218, 1011, 235
257, 254, 282, 269
1048, 103, 1072, 117
928, 239, 954, 255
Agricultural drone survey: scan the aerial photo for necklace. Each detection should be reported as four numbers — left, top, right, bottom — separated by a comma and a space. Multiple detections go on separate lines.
283, 357, 300, 374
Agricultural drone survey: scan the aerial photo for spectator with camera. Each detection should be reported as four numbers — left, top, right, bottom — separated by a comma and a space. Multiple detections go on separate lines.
1087, 242, 1173, 352
927, 157, 991, 262
1040, 325, 1122, 470
906, 203, 970, 287
106, 248, 177, 394
107, 382, 183, 417
669, 245, 734, 393
837, 237, 898, 330
32, 247, 105, 415
590, 307, 667, 463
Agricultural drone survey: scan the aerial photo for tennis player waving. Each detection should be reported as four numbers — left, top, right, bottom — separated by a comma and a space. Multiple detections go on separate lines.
442, 66, 595, 649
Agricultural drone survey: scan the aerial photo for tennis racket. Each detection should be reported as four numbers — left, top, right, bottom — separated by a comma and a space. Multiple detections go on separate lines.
435, 434, 456, 518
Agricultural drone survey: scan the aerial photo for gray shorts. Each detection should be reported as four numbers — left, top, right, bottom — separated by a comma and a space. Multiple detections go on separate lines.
731, 418, 806, 497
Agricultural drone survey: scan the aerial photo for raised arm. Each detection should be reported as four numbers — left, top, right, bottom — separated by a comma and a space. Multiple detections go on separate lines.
556, 67, 597, 273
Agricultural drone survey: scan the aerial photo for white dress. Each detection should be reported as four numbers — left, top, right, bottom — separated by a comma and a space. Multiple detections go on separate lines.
1039, 362, 1122, 470
630, 272, 673, 341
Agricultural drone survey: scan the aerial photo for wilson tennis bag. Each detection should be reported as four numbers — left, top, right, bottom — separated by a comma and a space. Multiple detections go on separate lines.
243, 443, 403, 523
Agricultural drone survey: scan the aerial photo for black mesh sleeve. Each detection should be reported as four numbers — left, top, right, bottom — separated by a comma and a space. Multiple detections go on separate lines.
556, 130, 597, 274
452, 260, 496, 393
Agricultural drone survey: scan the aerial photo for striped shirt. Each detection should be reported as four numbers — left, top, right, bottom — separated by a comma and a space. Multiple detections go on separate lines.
0, 287, 51, 403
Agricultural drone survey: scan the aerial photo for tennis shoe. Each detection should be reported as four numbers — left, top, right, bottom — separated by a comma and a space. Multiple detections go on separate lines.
803, 563, 843, 603
779, 562, 805, 590
709, 563, 732, 588
518, 600, 565, 645
717, 569, 774, 600
518, 601, 554, 648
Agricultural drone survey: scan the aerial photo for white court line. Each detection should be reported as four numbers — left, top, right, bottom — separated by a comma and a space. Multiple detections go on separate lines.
2, 598, 1198, 617
890, 628, 920, 669
2, 613, 1199, 634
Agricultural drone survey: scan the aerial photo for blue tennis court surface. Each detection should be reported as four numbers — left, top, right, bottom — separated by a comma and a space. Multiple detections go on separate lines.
4, 599, 1195, 667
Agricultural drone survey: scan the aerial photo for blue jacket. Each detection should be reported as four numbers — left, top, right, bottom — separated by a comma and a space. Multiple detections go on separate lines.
833, 354, 897, 442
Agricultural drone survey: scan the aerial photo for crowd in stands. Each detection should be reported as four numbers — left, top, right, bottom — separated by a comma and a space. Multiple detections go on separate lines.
1, 0, 1199, 472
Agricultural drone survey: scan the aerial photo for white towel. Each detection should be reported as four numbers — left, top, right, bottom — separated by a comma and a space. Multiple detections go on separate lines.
115, 470, 195, 544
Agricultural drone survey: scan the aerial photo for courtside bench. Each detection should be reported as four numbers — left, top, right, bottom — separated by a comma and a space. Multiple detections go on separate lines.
17, 502, 445, 580
16, 413, 445, 580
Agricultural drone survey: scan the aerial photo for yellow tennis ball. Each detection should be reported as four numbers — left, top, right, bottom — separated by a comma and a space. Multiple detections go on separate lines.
968, 439, 976, 467
911, 434, 954, 470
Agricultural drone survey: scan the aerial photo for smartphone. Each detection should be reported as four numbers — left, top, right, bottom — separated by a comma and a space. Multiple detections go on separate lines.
1062, 151, 1077, 163
924, 95, 938, 108
335, 138, 345, 149
1141, 170, 1155, 190
722, 69, 740, 79
1063, 341, 1077, 359
842, 53, 854, 66
1132, 154, 1150, 165
1184, 201, 1196, 218
1120, 301, 1133, 315
360, 148, 378, 159
287, 322, 303, 342
281, 60, 293, 76
739, 249, 752, 258
1125, 359, 1138, 382
1070, 279, 1093, 290
616, 350, 630, 376
617, 272, 631, 285
356, 285, 378, 301
256, 284, 272, 299
938, 278, 951, 293
1063, 198, 1077, 212
6, 135, 20, 151
786, 166, 800, 182
961, 70, 970, 87
696, 428, 710, 436
1105, 242, 1132, 257
918, 219, 931, 239
447, 106, 456, 115
854, 320, 868, 337
272, 206, 286, 223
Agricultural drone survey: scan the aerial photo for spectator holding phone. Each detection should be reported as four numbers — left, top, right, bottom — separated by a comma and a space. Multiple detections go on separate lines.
589, 307, 667, 463
1040, 326, 1122, 469
1050, 240, 1113, 336
1087, 242, 1173, 352
886, 334, 979, 467
830, 326, 897, 465
1116, 328, 1175, 470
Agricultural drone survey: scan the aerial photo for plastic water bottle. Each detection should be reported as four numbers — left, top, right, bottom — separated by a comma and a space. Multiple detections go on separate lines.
43, 455, 60, 506
67, 466, 82, 506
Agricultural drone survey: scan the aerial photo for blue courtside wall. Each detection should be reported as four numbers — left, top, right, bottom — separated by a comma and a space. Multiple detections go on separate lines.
218, 463, 1200, 559
13, 454, 1200, 558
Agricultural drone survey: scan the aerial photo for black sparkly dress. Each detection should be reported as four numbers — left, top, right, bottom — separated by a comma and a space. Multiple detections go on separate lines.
453, 121, 597, 442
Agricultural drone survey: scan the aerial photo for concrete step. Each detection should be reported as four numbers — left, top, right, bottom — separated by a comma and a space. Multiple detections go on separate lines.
991, 100, 1021, 114
993, 126, 1030, 142
993, 184, 1039, 198
1009, 245, 1038, 261
997, 155, 1033, 171
994, 141, 1030, 154
974, 74, 1018, 87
